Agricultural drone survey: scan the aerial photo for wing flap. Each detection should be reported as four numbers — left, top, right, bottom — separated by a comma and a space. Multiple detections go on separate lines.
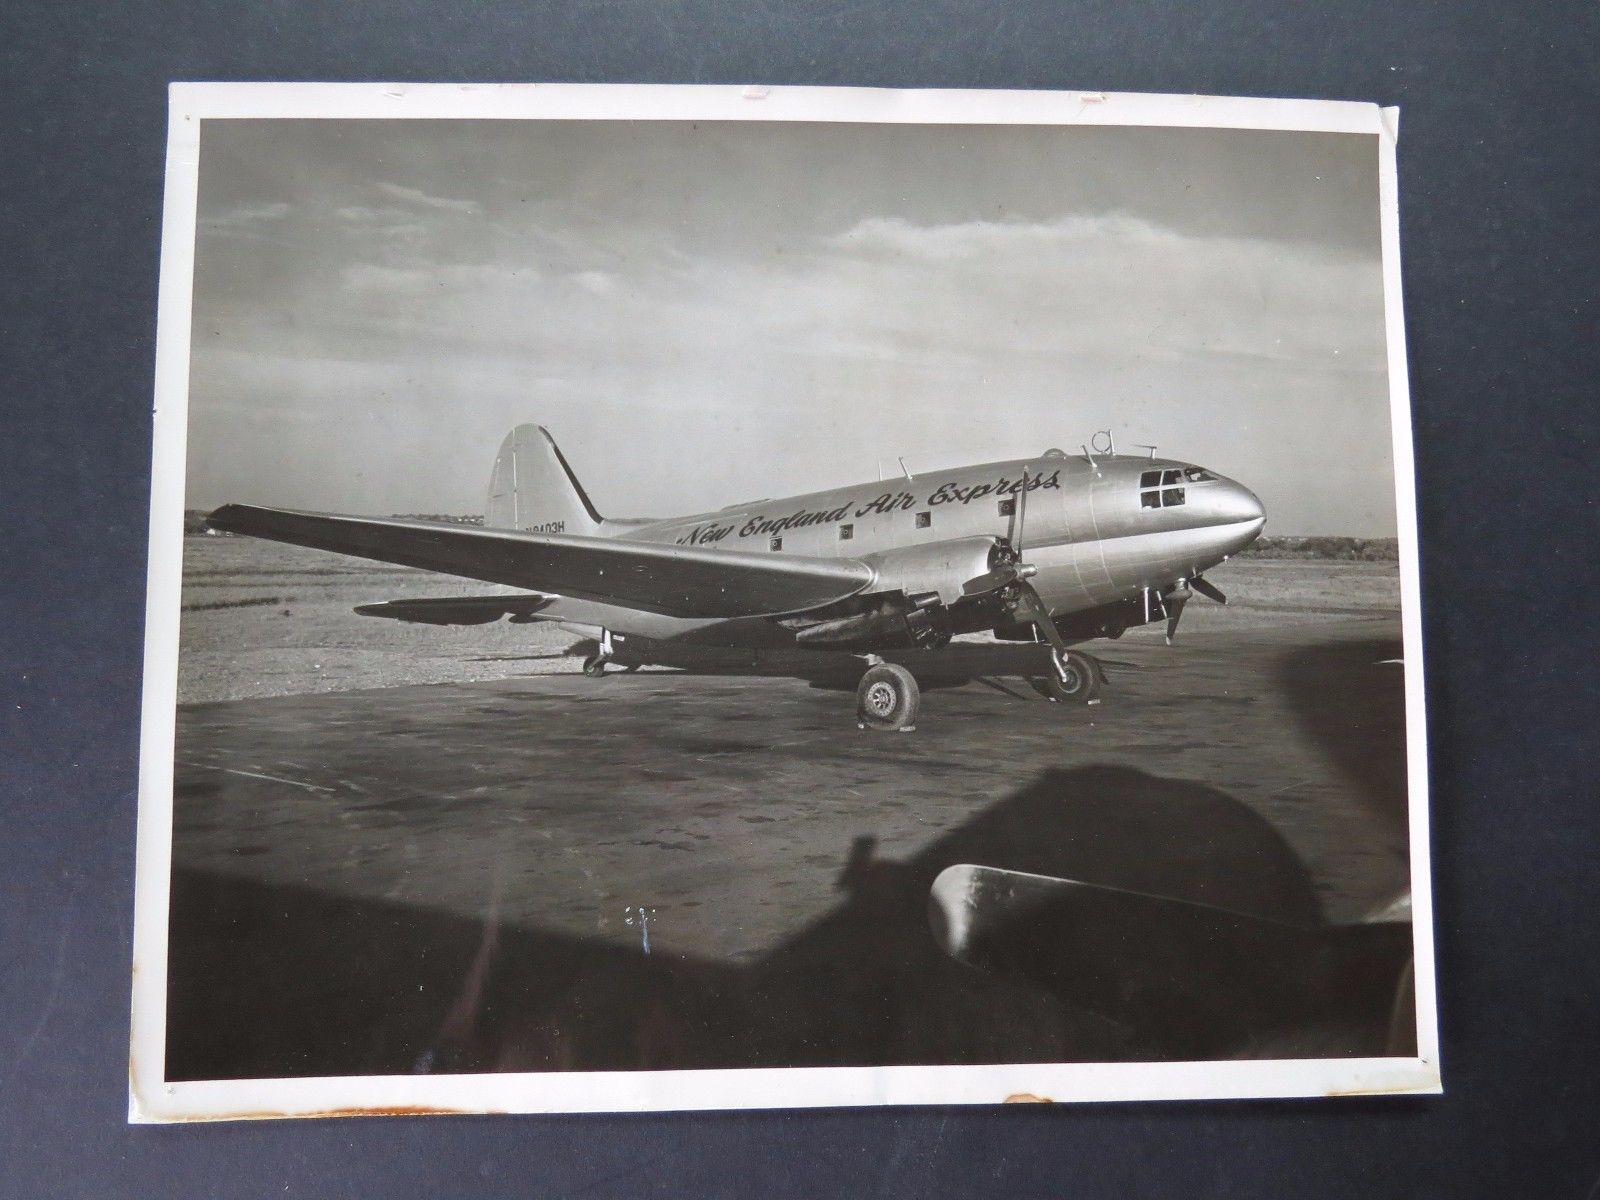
207, 504, 874, 619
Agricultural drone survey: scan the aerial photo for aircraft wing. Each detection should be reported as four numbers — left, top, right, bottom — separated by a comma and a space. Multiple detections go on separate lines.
206, 504, 875, 619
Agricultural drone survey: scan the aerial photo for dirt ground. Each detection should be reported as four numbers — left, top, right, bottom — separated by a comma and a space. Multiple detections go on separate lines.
164, 537, 1417, 1080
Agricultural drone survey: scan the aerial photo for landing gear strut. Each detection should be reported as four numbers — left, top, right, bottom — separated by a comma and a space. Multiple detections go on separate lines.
856, 662, 920, 732
1001, 577, 1103, 706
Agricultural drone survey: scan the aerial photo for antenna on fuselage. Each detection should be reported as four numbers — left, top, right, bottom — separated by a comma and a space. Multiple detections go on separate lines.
898, 456, 914, 482
1091, 429, 1115, 456
1133, 443, 1158, 459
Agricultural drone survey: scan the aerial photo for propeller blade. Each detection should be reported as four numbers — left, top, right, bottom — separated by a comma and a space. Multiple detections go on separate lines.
1164, 590, 1189, 644
961, 564, 1019, 597
1192, 576, 1228, 605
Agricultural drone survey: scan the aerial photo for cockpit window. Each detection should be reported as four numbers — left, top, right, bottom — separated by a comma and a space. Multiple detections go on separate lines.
1141, 465, 1215, 510
1140, 469, 1190, 509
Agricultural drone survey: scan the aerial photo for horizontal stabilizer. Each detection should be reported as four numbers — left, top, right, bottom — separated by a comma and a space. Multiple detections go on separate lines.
206, 504, 875, 620
353, 595, 555, 626
929, 864, 1415, 1058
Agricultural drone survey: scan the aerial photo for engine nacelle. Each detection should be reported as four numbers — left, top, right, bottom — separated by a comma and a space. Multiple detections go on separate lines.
858, 536, 1011, 605
795, 591, 952, 651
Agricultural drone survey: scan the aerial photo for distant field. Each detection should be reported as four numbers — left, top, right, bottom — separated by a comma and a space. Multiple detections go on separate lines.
1238, 535, 1398, 561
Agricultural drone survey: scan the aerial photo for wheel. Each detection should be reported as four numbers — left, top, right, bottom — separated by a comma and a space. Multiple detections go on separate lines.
1040, 649, 1100, 703
856, 663, 920, 731
581, 652, 608, 678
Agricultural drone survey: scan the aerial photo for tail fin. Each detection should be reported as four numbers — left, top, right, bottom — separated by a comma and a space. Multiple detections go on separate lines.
485, 425, 604, 537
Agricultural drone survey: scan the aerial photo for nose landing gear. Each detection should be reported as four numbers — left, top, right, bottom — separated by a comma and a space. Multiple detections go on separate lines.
1039, 648, 1101, 704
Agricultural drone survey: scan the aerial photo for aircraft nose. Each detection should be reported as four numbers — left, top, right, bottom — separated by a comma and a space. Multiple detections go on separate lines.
1218, 480, 1265, 526
1210, 478, 1265, 558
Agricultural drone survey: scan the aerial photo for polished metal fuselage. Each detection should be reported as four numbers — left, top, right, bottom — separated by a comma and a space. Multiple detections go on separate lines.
582, 451, 1265, 647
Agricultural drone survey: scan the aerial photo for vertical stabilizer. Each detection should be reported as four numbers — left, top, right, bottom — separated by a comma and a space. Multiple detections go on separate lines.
485, 425, 604, 537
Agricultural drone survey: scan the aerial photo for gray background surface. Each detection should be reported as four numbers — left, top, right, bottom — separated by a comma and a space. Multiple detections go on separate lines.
3, 2, 1598, 1196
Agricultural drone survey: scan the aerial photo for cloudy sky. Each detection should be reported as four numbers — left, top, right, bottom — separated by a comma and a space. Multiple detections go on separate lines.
186, 118, 1396, 535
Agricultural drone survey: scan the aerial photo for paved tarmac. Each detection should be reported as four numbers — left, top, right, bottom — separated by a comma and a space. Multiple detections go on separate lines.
166, 616, 1414, 1079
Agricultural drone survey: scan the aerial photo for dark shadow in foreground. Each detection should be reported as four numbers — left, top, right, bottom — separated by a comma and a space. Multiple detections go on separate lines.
167, 766, 1407, 1081
1276, 636, 1411, 838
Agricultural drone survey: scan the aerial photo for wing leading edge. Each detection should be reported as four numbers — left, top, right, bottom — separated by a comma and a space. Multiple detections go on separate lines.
206, 504, 875, 619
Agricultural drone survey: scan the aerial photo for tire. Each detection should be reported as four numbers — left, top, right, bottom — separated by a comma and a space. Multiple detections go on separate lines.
1041, 649, 1100, 703
581, 653, 608, 678
857, 663, 921, 731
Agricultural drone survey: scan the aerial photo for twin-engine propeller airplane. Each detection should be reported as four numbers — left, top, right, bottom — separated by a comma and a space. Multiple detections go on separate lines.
207, 425, 1265, 730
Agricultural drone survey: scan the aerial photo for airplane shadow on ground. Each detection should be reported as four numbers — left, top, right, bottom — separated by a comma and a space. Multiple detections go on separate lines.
167, 764, 1403, 1082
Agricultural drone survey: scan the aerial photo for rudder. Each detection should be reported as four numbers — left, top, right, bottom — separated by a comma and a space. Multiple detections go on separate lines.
485, 425, 604, 536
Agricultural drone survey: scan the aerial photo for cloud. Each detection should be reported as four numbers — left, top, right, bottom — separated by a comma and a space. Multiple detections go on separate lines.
797, 212, 1386, 375
335, 205, 399, 222
340, 263, 433, 293
827, 213, 1177, 259
189, 201, 1393, 531
571, 270, 616, 295
340, 262, 542, 295
199, 201, 291, 236
375, 181, 482, 215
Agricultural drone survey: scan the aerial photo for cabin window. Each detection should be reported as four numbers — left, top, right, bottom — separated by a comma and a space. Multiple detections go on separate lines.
769, 536, 783, 551
1162, 487, 1186, 507
1140, 470, 1161, 488
915, 511, 931, 529
838, 523, 853, 541
1184, 467, 1217, 482
998, 498, 1016, 516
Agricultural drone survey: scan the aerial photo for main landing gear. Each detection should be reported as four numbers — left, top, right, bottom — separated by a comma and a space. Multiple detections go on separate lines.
855, 647, 1103, 732
856, 662, 921, 732
580, 629, 640, 677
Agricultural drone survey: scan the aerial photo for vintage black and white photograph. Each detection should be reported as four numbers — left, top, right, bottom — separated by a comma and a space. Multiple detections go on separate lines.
131, 85, 1436, 1118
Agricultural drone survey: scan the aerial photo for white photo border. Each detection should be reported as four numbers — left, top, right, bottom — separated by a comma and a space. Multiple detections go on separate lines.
130, 83, 1437, 1122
